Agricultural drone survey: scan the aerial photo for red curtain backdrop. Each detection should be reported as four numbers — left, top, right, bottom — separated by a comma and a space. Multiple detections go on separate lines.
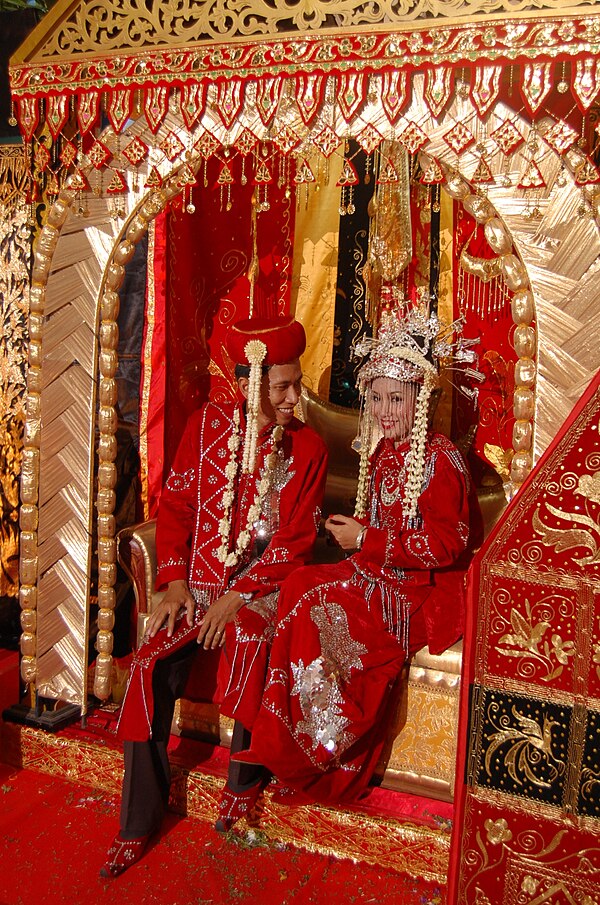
141, 164, 294, 514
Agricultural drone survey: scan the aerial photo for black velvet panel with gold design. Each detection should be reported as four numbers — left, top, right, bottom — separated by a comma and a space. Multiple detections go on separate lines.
471, 688, 571, 810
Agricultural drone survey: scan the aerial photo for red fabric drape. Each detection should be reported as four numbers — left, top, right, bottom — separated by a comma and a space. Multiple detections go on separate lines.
143, 162, 295, 507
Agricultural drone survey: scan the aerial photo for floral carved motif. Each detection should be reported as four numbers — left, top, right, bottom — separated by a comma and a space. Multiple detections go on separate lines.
497, 598, 575, 683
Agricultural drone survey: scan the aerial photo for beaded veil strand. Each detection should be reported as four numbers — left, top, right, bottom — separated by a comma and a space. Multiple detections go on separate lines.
352, 288, 483, 521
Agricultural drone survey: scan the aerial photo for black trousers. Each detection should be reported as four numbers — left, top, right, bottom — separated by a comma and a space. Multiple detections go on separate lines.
119, 640, 263, 838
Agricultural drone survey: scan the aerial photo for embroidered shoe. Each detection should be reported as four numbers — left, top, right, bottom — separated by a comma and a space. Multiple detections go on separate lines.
99, 833, 151, 878
214, 780, 266, 833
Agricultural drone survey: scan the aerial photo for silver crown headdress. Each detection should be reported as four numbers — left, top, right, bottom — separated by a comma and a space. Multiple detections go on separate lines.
352, 288, 483, 521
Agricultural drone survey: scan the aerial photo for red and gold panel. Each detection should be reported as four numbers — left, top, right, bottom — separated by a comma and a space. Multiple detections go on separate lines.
457, 796, 600, 904
451, 370, 600, 903
477, 571, 583, 696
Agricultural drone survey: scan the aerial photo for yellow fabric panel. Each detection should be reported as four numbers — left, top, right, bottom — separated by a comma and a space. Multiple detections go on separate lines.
291, 155, 343, 399
434, 188, 454, 438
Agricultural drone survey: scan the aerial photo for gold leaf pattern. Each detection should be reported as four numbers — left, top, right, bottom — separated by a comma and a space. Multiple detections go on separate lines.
497, 600, 574, 682
533, 503, 600, 565
484, 706, 565, 789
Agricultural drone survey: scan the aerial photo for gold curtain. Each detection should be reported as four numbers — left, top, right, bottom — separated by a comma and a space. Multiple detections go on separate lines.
291, 154, 344, 399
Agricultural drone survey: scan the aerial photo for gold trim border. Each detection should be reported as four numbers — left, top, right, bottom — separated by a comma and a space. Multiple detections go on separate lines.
10, 17, 600, 96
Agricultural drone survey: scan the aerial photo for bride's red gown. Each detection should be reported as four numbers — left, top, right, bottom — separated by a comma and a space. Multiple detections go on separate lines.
239, 432, 483, 804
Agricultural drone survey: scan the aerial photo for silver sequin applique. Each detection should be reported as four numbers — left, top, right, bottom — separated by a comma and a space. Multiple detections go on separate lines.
291, 601, 367, 756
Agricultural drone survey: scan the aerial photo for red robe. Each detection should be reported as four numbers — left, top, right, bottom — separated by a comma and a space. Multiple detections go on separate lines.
117, 401, 328, 741
241, 432, 483, 803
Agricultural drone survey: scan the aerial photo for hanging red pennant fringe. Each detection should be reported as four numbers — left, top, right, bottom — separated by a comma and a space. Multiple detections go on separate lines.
542, 119, 579, 154
254, 161, 272, 184
357, 124, 383, 156
59, 140, 77, 168
107, 89, 133, 133
67, 169, 90, 192
145, 165, 163, 188
176, 163, 197, 187
518, 159, 546, 189
381, 71, 407, 124
575, 158, 600, 185
574, 58, 600, 111
34, 142, 51, 173
234, 128, 257, 156
106, 170, 128, 193
159, 131, 185, 161
443, 122, 475, 155
312, 126, 341, 158
336, 157, 359, 186
145, 86, 169, 134
491, 119, 525, 156
421, 158, 445, 184
377, 157, 399, 184
180, 83, 206, 130
122, 136, 149, 167
88, 140, 111, 169
472, 156, 495, 183
216, 80, 244, 129
255, 77, 283, 126
424, 66, 453, 118
471, 66, 502, 117
46, 171, 60, 197
296, 73, 324, 125
194, 132, 220, 160
273, 125, 299, 155
294, 159, 316, 184
17, 97, 39, 142
77, 91, 100, 135
336, 72, 366, 122
46, 95, 68, 140
521, 63, 553, 114
398, 121, 428, 154
217, 163, 234, 186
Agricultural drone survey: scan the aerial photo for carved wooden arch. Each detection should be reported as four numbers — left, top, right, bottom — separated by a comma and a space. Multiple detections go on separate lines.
20, 71, 600, 710
19, 166, 190, 708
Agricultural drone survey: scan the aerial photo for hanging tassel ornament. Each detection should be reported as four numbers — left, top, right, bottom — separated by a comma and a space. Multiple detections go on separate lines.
241, 339, 268, 474
218, 162, 234, 212
336, 155, 359, 216
254, 143, 273, 213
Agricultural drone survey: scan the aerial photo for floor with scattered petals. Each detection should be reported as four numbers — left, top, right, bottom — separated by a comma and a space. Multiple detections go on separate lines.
0, 761, 445, 905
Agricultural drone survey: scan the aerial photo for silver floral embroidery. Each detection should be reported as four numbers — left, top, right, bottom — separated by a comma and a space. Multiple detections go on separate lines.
258, 450, 295, 536
257, 545, 291, 566
379, 471, 403, 507
291, 601, 367, 755
165, 468, 195, 492
405, 532, 436, 566
272, 450, 295, 493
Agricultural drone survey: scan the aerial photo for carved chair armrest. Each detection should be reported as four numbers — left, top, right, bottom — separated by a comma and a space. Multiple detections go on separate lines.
117, 519, 165, 647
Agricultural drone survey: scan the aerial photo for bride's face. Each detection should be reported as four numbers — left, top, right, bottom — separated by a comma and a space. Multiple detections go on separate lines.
370, 377, 417, 443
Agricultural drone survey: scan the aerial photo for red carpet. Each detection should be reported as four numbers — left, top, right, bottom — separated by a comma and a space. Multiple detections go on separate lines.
0, 761, 444, 905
